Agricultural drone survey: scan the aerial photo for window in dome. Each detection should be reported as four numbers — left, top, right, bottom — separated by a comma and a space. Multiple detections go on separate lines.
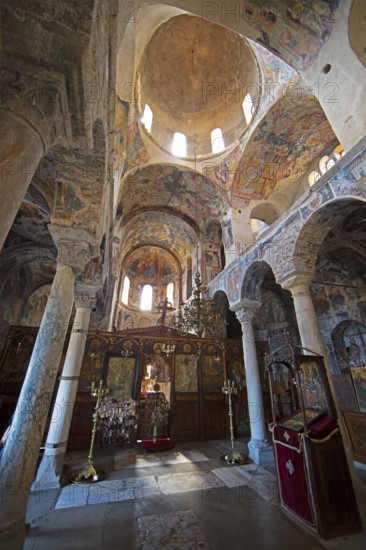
308, 170, 321, 186
141, 104, 153, 133
172, 132, 187, 157
242, 92, 254, 124
333, 144, 344, 160
319, 156, 331, 175
121, 276, 130, 305
140, 284, 153, 311
325, 158, 336, 170
211, 128, 225, 154
166, 282, 174, 306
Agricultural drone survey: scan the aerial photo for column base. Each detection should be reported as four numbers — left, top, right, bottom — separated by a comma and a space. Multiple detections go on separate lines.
31, 452, 68, 490
0, 519, 26, 550
248, 438, 274, 465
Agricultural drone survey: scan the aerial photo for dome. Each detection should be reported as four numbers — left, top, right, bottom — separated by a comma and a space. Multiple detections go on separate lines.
137, 14, 261, 159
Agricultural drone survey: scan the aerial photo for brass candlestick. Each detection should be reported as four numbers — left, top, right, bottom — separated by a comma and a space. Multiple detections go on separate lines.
72, 380, 108, 483
221, 379, 249, 465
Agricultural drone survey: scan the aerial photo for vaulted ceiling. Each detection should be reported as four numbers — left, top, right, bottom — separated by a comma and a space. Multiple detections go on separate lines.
0, 0, 341, 327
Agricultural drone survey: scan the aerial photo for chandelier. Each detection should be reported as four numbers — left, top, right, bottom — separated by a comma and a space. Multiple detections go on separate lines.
161, 341, 176, 356
174, 271, 222, 338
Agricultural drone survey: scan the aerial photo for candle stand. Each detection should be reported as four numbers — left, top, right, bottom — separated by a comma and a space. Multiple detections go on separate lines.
221, 379, 250, 465
71, 380, 108, 483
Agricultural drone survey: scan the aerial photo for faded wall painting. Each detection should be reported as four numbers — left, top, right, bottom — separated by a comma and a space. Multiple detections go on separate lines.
241, 0, 339, 71
175, 354, 197, 392
106, 356, 136, 399
201, 355, 224, 393
233, 93, 337, 200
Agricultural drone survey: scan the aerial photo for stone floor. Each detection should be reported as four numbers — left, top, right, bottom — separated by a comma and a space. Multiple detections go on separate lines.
24, 439, 366, 550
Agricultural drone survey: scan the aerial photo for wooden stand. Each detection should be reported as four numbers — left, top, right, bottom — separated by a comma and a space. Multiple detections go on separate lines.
266, 353, 362, 539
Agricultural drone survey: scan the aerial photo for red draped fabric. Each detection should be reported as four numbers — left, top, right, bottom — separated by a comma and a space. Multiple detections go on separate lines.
273, 424, 315, 526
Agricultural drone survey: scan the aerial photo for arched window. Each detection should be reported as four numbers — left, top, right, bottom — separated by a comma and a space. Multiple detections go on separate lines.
166, 282, 174, 306
333, 144, 344, 160
308, 170, 321, 187
242, 92, 254, 124
141, 104, 153, 133
211, 128, 225, 154
140, 284, 153, 311
319, 156, 331, 175
325, 158, 336, 170
172, 132, 187, 157
121, 276, 130, 305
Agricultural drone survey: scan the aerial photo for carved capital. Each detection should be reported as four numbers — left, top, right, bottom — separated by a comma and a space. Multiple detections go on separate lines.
0, 64, 71, 150
48, 225, 96, 274
231, 300, 260, 325
74, 284, 99, 310
279, 273, 314, 297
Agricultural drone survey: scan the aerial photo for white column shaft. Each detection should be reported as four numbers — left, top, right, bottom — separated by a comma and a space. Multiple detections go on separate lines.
46, 306, 91, 448
241, 319, 267, 442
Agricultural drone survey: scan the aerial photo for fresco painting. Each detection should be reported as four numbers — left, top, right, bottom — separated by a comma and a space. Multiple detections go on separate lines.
233, 93, 337, 200
123, 107, 150, 173
242, 0, 340, 71
125, 246, 178, 284
121, 211, 197, 262
224, 265, 242, 304
122, 165, 226, 221
114, 98, 129, 178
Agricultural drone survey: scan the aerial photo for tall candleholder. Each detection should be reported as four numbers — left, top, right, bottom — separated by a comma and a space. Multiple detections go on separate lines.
221, 379, 249, 465
72, 380, 109, 483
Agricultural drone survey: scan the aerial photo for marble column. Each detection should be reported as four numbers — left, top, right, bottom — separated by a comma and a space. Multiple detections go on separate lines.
281, 275, 326, 357
33, 286, 97, 488
0, 109, 44, 250
0, 227, 91, 550
0, 69, 69, 250
232, 302, 273, 465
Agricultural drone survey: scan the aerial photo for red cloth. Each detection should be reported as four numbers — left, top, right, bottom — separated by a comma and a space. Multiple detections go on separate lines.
274, 425, 315, 526
307, 416, 338, 439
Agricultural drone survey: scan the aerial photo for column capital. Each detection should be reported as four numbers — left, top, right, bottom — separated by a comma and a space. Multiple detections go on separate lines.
279, 273, 314, 296
48, 225, 96, 274
231, 300, 261, 324
0, 64, 71, 151
74, 283, 100, 310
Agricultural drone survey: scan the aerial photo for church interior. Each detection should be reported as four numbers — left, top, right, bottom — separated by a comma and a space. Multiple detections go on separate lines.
1, 1, 366, 549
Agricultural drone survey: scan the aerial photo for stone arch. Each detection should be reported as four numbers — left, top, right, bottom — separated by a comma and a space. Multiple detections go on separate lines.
240, 261, 273, 302
213, 290, 242, 339
293, 197, 366, 277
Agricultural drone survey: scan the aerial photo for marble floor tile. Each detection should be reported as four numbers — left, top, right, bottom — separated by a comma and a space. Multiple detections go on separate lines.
137, 509, 212, 550
114, 450, 199, 470
211, 466, 251, 488
55, 483, 90, 510
157, 471, 223, 495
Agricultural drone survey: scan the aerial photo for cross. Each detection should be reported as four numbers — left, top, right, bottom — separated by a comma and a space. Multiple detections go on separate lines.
157, 298, 173, 325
